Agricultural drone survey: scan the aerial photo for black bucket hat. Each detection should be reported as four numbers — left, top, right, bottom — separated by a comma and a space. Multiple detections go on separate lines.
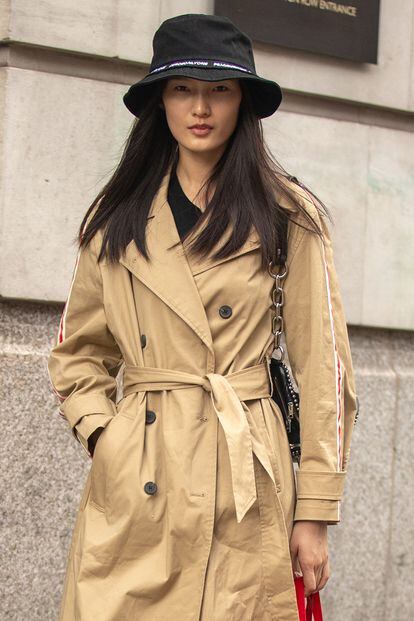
123, 13, 283, 119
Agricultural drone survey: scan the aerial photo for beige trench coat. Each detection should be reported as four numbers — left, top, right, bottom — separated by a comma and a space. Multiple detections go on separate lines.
47, 164, 358, 621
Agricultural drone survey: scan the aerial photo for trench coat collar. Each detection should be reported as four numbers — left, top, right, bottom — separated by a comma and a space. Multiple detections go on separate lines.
118, 163, 264, 355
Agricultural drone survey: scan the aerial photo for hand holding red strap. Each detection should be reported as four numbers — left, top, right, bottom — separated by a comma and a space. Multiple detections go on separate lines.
294, 576, 323, 621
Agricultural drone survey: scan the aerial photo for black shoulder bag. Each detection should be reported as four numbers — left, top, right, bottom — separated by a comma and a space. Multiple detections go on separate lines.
268, 210, 301, 464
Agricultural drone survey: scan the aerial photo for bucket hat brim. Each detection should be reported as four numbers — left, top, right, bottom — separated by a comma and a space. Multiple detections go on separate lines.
123, 67, 283, 119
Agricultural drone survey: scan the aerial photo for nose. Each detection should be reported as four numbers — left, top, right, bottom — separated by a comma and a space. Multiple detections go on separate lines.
192, 91, 211, 117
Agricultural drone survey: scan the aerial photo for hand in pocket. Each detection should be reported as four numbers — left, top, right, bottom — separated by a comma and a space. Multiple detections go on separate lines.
88, 426, 105, 457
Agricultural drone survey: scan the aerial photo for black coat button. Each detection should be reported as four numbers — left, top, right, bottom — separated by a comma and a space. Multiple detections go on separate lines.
219, 305, 232, 319
145, 410, 156, 424
141, 334, 147, 348
144, 481, 157, 495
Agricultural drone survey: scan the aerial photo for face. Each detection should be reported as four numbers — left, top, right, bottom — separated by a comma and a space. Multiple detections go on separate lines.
161, 76, 242, 158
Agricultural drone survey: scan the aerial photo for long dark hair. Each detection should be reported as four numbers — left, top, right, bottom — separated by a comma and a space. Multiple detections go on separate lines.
76, 78, 332, 271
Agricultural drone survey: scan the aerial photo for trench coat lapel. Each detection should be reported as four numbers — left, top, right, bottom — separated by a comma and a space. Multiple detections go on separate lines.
118, 166, 213, 354
118, 164, 269, 353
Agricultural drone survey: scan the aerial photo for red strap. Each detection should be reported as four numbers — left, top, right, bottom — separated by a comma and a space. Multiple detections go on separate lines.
311, 591, 323, 621
294, 576, 323, 621
294, 576, 306, 620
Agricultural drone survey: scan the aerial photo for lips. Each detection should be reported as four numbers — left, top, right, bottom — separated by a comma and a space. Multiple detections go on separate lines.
188, 124, 213, 137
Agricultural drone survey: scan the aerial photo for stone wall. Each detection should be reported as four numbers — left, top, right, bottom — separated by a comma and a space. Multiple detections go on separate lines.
1, 300, 413, 620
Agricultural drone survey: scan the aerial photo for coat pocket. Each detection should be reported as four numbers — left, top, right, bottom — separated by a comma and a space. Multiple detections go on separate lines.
89, 413, 133, 511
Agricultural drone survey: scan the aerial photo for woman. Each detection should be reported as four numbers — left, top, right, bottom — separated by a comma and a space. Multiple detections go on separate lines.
47, 13, 359, 621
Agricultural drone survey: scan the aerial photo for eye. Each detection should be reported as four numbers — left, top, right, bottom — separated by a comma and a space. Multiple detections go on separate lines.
172, 84, 231, 92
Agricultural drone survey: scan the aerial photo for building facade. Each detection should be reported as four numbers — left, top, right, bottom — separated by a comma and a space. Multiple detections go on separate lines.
1, 1, 413, 619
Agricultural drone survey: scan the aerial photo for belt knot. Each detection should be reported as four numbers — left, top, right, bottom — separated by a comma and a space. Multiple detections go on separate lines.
121, 359, 277, 523
200, 376, 213, 393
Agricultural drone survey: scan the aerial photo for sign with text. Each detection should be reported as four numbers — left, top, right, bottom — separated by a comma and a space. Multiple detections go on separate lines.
214, 0, 380, 64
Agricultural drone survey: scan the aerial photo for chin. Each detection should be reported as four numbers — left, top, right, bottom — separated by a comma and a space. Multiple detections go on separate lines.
183, 138, 224, 152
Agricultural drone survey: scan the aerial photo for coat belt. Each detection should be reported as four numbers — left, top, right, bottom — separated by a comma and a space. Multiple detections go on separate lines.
122, 359, 278, 523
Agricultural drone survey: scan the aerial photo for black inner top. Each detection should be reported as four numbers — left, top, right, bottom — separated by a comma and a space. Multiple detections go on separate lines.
167, 160, 203, 240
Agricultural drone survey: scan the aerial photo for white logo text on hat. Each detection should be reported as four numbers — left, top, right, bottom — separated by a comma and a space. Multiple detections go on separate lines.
149, 58, 254, 74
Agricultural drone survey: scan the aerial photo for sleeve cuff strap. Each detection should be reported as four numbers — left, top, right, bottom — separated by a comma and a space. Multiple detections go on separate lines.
60, 393, 118, 429
294, 499, 341, 523
295, 469, 347, 501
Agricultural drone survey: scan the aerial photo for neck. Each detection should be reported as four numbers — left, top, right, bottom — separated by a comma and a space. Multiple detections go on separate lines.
175, 147, 222, 211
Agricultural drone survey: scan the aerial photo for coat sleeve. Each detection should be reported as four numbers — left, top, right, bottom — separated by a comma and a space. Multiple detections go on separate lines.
47, 218, 124, 457
282, 188, 359, 524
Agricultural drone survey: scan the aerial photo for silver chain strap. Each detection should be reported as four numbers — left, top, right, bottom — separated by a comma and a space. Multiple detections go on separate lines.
268, 259, 288, 362
267, 258, 300, 425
